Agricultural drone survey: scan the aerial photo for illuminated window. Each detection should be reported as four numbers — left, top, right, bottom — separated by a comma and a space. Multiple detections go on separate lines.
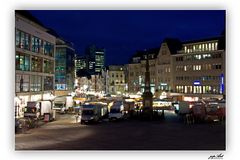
215, 42, 218, 50
202, 44, 205, 51
212, 43, 215, 50
31, 56, 42, 72
31, 36, 42, 53
15, 74, 30, 92
16, 29, 30, 50
209, 43, 212, 51
44, 76, 53, 90
30, 75, 42, 92
184, 46, 187, 53
15, 53, 30, 71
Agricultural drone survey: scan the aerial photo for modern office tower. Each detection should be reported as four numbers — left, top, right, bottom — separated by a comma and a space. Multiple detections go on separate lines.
55, 38, 75, 96
75, 55, 87, 73
85, 44, 105, 74
15, 11, 56, 118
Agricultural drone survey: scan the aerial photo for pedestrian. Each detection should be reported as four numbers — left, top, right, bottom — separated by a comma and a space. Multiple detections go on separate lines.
75, 113, 80, 123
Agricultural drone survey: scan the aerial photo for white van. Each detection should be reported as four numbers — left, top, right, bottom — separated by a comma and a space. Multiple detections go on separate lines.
109, 101, 124, 121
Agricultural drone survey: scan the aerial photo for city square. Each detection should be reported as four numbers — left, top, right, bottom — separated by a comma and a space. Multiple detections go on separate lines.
14, 10, 226, 151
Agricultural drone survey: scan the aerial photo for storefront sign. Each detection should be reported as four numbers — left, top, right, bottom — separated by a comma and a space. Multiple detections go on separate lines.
193, 80, 201, 85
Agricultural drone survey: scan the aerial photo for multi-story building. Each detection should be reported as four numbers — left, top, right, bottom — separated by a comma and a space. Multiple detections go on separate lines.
75, 55, 87, 77
127, 35, 225, 99
85, 44, 105, 74
106, 65, 126, 94
55, 38, 75, 96
95, 48, 105, 74
15, 11, 56, 118
172, 36, 225, 97
127, 49, 159, 94
156, 38, 182, 92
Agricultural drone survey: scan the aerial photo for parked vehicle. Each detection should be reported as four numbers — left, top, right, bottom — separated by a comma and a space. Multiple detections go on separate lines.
109, 101, 125, 121
53, 96, 74, 113
80, 103, 108, 124
205, 100, 225, 122
24, 100, 55, 121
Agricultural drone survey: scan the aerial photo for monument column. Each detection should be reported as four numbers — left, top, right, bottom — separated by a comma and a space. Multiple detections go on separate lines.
142, 56, 153, 119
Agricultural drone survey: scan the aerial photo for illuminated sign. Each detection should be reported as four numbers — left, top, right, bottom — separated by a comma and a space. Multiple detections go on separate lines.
193, 80, 201, 85
220, 74, 224, 94
160, 83, 167, 86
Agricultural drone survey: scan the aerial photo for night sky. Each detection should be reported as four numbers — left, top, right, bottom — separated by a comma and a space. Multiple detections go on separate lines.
29, 10, 225, 65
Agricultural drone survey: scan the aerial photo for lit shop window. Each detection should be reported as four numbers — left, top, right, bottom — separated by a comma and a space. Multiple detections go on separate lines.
193, 86, 202, 94
176, 86, 184, 93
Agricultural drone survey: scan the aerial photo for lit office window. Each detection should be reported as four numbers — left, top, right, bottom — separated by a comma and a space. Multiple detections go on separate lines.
15, 74, 30, 92
16, 29, 30, 50
212, 43, 215, 50
209, 43, 212, 51
30, 75, 42, 92
202, 44, 205, 51
15, 53, 30, 71
31, 56, 42, 72
16, 30, 20, 47
205, 43, 208, 51
184, 46, 187, 53
44, 76, 53, 90
184, 66, 187, 71
43, 41, 54, 57
31, 36, 42, 53
215, 42, 218, 50
44, 59, 54, 73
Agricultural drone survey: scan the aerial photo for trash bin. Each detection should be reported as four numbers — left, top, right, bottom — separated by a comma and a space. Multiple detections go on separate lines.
44, 113, 50, 122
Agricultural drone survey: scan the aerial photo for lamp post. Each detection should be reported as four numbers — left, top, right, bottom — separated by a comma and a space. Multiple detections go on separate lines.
142, 56, 153, 119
